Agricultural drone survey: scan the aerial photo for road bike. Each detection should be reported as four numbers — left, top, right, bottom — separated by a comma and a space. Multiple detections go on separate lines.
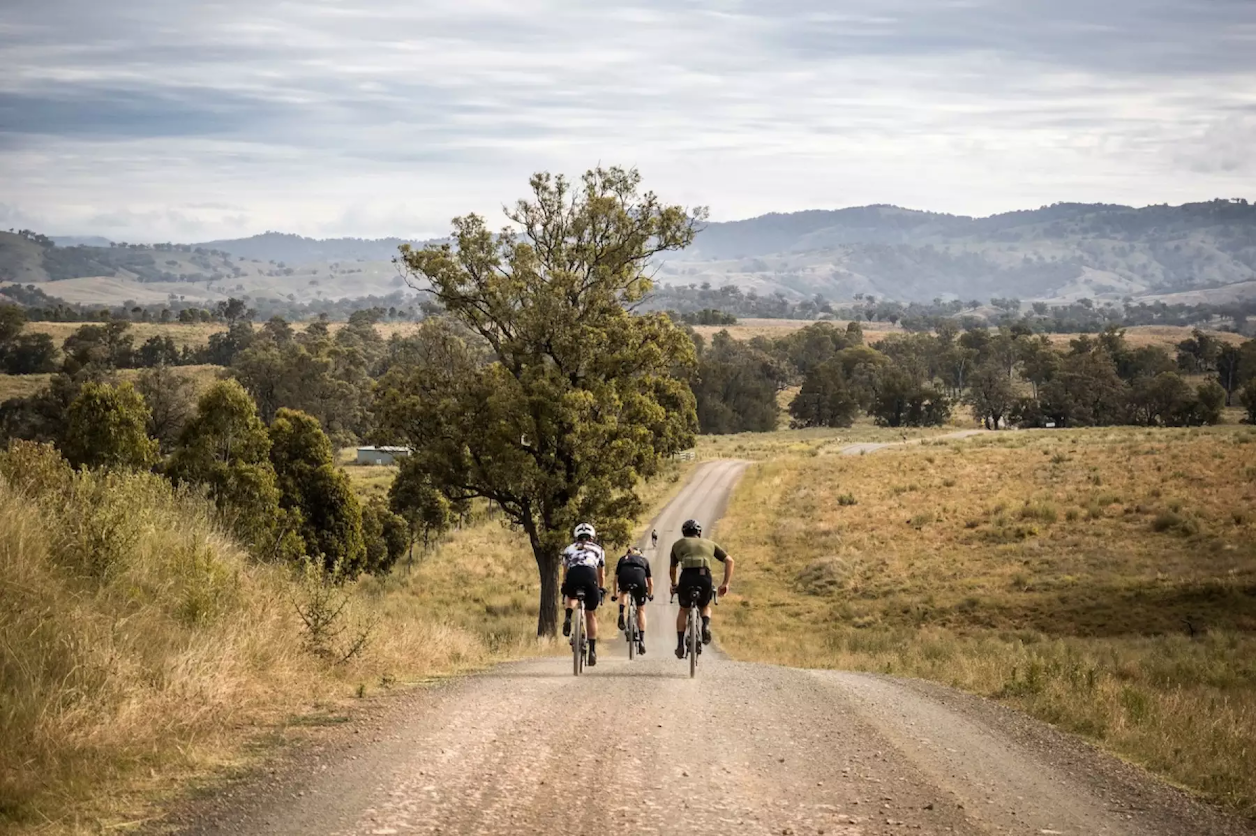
612, 588, 651, 660
570, 589, 589, 676
671, 586, 717, 678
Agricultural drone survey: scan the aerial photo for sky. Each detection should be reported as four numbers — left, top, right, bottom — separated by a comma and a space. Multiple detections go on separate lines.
2, 0, 1255, 242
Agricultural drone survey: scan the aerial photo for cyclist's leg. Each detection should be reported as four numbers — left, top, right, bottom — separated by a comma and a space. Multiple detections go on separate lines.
697, 573, 714, 643
635, 590, 647, 633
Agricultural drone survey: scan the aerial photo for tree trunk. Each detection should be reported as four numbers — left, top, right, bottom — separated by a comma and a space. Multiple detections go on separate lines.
535, 548, 561, 637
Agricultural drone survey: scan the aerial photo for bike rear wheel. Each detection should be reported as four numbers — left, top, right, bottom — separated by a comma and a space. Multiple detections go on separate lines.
688, 610, 698, 678
627, 601, 637, 660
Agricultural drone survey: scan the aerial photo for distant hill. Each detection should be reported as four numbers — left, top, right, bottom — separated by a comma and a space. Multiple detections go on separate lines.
7, 199, 1255, 308
192, 232, 427, 264
0, 231, 410, 307
665, 199, 1256, 303
50, 235, 114, 248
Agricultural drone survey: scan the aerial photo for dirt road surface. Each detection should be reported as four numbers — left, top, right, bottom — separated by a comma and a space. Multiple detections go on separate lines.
171, 458, 1252, 836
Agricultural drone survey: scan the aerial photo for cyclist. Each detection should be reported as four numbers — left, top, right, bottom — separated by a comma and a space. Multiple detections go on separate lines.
613, 546, 653, 655
668, 518, 734, 659
651, 529, 658, 549
561, 522, 605, 666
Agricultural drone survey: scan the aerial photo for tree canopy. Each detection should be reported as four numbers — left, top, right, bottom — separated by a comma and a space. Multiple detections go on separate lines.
376, 166, 703, 635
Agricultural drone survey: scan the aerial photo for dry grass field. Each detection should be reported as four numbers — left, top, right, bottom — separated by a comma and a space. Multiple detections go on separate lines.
0, 364, 225, 403
716, 426, 1256, 815
0, 441, 689, 834
23, 321, 229, 350
694, 419, 965, 460
690, 319, 1243, 350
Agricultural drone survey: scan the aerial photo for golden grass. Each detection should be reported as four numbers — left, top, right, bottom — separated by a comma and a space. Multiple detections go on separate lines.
689, 320, 1241, 352
694, 416, 971, 460
0, 446, 541, 833
689, 318, 898, 342
1042, 326, 1246, 349
23, 322, 227, 351
0, 373, 52, 401
0, 441, 691, 833
0, 365, 225, 403
716, 425, 1256, 815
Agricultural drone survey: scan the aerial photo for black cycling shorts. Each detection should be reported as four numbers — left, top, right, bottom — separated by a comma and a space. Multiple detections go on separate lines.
677, 566, 713, 609
562, 565, 601, 610
617, 568, 648, 605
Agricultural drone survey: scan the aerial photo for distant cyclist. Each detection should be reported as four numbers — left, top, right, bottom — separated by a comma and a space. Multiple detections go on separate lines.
613, 546, 653, 655
669, 519, 734, 658
651, 529, 658, 549
561, 523, 606, 666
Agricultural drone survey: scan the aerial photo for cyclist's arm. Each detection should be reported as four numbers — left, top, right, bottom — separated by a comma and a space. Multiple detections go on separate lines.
714, 545, 733, 593
646, 575, 654, 597
597, 564, 605, 589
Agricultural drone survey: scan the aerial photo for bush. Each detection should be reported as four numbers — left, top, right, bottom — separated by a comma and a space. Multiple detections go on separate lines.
1151, 510, 1201, 536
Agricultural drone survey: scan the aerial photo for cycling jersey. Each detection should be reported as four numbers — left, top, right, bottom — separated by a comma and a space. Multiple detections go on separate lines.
669, 536, 728, 571
562, 542, 605, 570
615, 553, 651, 579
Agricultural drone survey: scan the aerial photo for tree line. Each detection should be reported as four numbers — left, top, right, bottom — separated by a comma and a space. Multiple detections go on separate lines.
1, 283, 428, 326
685, 318, 1256, 432
3, 370, 454, 581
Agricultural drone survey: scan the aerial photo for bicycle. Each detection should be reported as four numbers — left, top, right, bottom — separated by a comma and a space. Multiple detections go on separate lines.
570, 589, 589, 676
612, 588, 651, 660
671, 586, 717, 678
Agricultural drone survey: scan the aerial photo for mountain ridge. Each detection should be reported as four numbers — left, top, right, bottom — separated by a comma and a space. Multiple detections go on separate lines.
6, 198, 1255, 306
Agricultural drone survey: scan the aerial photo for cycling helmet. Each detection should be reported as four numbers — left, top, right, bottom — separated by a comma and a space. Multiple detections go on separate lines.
681, 519, 702, 537
573, 522, 596, 540
627, 546, 642, 556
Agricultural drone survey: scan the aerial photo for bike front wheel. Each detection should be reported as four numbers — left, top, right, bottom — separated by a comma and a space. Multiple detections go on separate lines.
572, 603, 584, 676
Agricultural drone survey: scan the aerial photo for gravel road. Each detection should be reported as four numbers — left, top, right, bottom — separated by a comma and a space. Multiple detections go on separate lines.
170, 458, 1253, 836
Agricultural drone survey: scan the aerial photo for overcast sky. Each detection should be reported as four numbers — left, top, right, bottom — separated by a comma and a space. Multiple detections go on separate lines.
2, 0, 1254, 242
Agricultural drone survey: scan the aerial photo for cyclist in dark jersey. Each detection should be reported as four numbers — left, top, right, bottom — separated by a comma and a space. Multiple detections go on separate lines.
613, 546, 653, 655
668, 519, 734, 658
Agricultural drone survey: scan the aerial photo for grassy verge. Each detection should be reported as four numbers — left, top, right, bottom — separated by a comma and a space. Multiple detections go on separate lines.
0, 444, 691, 833
716, 425, 1256, 816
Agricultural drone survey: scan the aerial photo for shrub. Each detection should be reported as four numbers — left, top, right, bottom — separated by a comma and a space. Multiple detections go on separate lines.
1151, 510, 1200, 536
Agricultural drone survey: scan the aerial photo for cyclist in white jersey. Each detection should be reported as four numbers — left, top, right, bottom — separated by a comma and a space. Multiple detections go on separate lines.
561, 522, 606, 666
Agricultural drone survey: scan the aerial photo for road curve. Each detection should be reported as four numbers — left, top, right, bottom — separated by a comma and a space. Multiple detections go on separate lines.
170, 458, 1253, 836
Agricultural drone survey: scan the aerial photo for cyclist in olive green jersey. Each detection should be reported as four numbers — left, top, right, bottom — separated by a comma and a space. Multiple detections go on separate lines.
668, 518, 734, 658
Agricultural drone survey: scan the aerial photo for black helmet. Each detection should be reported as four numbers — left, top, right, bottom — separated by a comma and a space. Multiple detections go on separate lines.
681, 519, 702, 537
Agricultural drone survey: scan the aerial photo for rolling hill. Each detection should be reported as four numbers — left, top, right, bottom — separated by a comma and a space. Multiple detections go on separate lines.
4, 199, 1255, 309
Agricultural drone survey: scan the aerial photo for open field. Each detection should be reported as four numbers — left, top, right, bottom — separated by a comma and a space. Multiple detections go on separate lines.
694, 418, 967, 459
0, 364, 226, 403
691, 319, 1245, 350
23, 321, 230, 350
716, 425, 1256, 816
689, 318, 898, 342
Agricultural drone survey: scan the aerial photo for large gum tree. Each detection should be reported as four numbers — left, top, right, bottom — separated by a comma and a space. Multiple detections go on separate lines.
376, 167, 702, 636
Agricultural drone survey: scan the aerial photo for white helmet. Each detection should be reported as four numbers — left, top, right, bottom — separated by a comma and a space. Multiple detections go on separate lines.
573, 522, 596, 540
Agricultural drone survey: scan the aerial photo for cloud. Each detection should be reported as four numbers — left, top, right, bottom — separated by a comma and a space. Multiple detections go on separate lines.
1, 0, 1254, 240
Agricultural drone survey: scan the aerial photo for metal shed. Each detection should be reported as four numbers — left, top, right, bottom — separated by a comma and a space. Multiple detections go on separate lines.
355, 445, 411, 466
